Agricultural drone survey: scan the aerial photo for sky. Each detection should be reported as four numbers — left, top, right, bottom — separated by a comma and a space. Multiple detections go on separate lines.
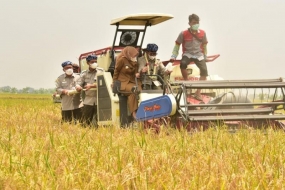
0, 0, 285, 89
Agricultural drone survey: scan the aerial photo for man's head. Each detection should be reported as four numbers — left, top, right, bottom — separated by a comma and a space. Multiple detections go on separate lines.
86, 55, 98, 70
72, 63, 79, 73
188, 14, 200, 31
61, 61, 73, 75
145, 43, 158, 60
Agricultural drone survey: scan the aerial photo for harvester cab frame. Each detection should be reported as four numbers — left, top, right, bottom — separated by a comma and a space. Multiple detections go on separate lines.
108, 14, 171, 75
78, 13, 173, 75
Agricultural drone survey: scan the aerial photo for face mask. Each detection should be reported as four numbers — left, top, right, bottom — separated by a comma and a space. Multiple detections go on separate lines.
90, 63, 98, 69
131, 57, 137, 62
191, 24, 199, 31
65, 68, 73, 75
148, 55, 156, 60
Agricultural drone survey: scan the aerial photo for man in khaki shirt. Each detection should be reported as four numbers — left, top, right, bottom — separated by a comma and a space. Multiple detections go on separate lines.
138, 43, 169, 90
76, 55, 103, 126
55, 61, 82, 123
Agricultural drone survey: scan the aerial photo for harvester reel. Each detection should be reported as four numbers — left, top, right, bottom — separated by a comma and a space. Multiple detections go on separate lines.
218, 92, 253, 109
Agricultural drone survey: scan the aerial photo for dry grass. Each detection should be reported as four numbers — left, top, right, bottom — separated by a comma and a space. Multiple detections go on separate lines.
1, 94, 285, 189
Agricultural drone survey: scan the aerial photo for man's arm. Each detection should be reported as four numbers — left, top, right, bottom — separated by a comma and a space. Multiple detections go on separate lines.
157, 59, 167, 75
171, 31, 183, 60
138, 57, 148, 75
55, 77, 67, 95
84, 83, 96, 90
75, 72, 85, 91
83, 72, 97, 90
77, 72, 86, 87
171, 43, 181, 60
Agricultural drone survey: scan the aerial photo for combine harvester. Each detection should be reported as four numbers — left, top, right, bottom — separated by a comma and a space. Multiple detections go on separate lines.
78, 13, 285, 130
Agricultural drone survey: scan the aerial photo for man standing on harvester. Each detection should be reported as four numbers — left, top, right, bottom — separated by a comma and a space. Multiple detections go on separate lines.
170, 14, 208, 101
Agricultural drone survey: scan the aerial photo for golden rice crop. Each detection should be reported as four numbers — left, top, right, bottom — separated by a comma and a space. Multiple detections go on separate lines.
0, 94, 285, 189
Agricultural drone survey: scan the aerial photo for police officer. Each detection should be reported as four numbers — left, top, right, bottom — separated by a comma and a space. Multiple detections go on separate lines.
55, 61, 82, 123
76, 55, 103, 126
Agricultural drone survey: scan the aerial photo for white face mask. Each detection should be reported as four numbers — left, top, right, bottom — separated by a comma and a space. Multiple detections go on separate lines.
65, 68, 73, 75
90, 63, 98, 69
148, 55, 156, 60
131, 57, 137, 62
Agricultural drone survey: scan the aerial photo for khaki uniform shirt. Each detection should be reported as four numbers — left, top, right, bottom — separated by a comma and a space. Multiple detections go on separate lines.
55, 73, 81, 111
78, 68, 104, 106
138, 56, 166, 85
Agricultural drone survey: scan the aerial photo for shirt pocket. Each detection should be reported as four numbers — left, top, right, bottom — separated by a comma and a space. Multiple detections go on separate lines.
84, 77, 90, 84
61, 81, 69, 88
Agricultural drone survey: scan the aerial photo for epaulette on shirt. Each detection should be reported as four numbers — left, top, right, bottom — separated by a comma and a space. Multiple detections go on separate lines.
97, 67, 105, 72
56, 73, 65, 81
80, 70, 87, 77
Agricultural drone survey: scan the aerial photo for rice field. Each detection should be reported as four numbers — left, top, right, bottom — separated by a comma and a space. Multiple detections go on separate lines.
1, 93, 285, 189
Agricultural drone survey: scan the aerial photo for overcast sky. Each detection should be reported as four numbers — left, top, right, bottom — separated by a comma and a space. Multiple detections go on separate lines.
0, 0, 284, 88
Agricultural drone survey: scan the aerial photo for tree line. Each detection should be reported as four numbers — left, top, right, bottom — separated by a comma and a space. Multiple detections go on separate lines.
0, 86, 55, 94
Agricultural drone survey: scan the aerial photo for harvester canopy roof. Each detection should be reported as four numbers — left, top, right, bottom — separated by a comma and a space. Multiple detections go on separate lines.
110, 13, 173, 26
